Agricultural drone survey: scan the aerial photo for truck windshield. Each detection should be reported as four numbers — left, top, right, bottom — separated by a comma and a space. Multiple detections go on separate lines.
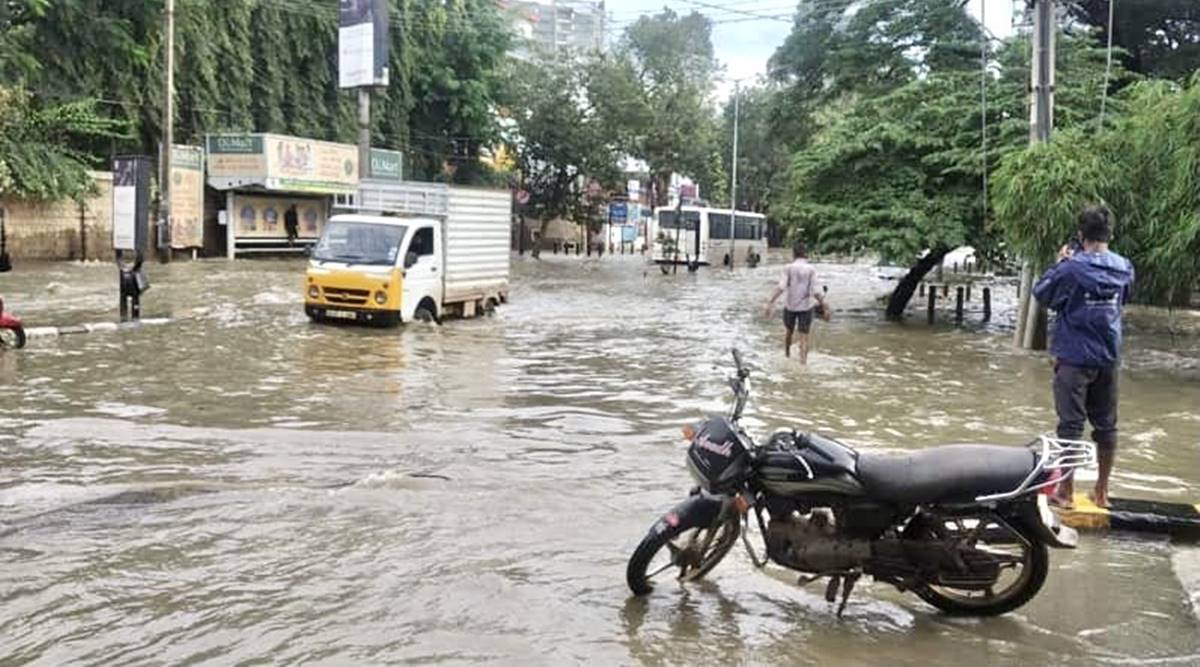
312, 221, 408, 266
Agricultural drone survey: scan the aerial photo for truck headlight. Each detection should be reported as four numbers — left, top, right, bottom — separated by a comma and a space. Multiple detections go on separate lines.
374, 290, 387, 305
308, 285, 320, 299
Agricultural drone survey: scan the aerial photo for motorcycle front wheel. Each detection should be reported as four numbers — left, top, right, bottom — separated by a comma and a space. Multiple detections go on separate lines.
626, 513, 740, 596
0, 326, 25, 349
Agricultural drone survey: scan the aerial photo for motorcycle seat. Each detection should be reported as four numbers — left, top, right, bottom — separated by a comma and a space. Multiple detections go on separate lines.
856, 445, 1037, 506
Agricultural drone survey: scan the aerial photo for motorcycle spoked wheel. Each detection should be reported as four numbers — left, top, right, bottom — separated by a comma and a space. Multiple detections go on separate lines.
626, 513, 741, 596
907, 516, 1049, 616
0, 326, 25, 349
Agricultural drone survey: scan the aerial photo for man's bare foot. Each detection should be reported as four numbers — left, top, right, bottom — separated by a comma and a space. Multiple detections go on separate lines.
1048, 493, 1074, 510
1090, 487, 1110, 509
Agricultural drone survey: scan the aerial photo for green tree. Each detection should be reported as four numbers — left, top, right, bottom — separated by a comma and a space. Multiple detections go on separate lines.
993, 77, 1200, 306
5, 0, 511, 183
0, 86, 126, 200
1068, 0, 1200, 81
782, 31, 1121, 319
500, 54, 622, 251
592, 10, 722, 205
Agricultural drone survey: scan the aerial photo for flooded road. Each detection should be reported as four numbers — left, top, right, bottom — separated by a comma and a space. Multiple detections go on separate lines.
2, 255, 1199, 665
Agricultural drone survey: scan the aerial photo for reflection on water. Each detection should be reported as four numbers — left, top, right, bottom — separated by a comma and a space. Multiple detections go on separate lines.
1, 255, 1198, 664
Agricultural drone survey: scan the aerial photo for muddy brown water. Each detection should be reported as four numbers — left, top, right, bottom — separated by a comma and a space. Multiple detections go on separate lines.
1, 255, 1198, 665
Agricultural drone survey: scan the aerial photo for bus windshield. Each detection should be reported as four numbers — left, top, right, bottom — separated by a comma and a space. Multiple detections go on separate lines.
312, 221, 408, 266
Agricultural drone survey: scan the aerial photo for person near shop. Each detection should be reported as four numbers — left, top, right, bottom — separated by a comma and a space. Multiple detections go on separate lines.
1033, 204, 1135, 509
765, 241, 826, 364
284, 205, 299, 246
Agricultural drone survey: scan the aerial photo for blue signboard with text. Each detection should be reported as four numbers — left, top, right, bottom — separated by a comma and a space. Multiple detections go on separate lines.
609, 201, 628, 224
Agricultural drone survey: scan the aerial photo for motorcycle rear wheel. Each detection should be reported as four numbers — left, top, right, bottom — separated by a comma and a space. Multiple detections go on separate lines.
911, 517, 1049, 616
626, 513, 740, 596
0, 326, 25, 349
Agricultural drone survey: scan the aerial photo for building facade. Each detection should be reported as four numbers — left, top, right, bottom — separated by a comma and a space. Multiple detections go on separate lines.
505, 0, 606, 60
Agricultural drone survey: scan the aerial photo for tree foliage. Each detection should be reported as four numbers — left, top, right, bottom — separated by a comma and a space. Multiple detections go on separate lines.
1067, 0, 1200, 81
3, 0, 510, 183
0, 86, 127, 200
500, 54, 621, 233
993, 76, 1200, 305
591, 10, 724, 205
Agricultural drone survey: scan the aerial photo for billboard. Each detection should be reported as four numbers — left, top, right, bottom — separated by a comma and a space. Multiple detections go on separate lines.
366, 148, 403, 181
169, 145, 204, 248
206, 133, 359, 195
339, 0, 389, 88
232, 194, 326, 239
112, 156, 151, 252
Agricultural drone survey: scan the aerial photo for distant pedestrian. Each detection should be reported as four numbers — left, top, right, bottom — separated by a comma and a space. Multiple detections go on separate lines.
1034, 204, 1134, 509
765, 241, 826, 364
284, 205, 299, 246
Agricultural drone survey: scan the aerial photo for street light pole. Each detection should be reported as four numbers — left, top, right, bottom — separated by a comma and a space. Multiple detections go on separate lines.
728, 80, 740, 270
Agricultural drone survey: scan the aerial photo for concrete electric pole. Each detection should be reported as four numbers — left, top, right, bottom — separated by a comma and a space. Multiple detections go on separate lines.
728, 80, 740, 270
159, 0, 175, 264
1013, 0, 1055, 349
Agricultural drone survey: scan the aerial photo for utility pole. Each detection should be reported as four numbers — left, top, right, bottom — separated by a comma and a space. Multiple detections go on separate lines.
159, 0, 175, 264
1014, 0, 1055, 349
357, 88, 371, 184
728, 80, 740, 271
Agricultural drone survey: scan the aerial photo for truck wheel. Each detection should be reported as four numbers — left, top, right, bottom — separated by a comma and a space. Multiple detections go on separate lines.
413, 299, 438, 324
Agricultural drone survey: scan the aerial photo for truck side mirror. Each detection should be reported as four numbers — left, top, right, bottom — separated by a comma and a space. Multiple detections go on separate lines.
404, 251, 418, 269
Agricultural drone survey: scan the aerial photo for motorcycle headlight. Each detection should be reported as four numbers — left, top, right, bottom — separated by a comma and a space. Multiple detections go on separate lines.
308, 285, 319, 299
374, 290, 387, 305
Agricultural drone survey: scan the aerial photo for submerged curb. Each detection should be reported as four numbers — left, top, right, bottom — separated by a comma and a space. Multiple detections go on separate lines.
25, 318, 172, 339
1056, 493, 1200, 541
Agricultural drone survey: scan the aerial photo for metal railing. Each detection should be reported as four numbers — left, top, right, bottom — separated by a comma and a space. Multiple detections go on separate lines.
333, 181, 449, 218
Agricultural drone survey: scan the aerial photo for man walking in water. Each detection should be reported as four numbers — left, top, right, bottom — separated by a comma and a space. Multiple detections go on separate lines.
1033, 204, 1134, 509
765, 242, 825, 363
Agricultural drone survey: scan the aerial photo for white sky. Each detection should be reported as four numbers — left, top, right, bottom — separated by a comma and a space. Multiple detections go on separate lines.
603, 0, 1017, 101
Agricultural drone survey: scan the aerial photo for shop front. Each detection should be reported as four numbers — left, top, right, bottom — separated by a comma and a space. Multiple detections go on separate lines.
205, 133, 360, 258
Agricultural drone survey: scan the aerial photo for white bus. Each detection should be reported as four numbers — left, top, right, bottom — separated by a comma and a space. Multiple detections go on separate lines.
650, 206, 767, 269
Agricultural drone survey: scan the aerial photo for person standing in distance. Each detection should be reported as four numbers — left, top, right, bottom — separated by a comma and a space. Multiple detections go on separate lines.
765, 242, 825, 363
1033, 204, 1134, 509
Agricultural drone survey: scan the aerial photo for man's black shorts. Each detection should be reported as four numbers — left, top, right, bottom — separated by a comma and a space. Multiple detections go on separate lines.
1053, 361, 1119, 449
783, 308, 814, 334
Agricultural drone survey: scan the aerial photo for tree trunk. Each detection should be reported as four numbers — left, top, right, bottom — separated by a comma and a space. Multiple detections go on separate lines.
886, 247, 950, 321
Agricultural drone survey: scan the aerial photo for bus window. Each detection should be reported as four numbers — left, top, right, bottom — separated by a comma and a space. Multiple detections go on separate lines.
708, 213, 731, 239
734, 216, 762, 240
658, 210, 700, 231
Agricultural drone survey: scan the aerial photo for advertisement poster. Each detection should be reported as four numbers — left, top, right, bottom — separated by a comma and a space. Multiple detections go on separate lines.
233, 195, 326, 239
169, 145, 205, 249
112, 156, 149, 251
206, 133, 358, 195
339, 0, 389, 88
367, 148, 403, 181
266, 136, 359, 193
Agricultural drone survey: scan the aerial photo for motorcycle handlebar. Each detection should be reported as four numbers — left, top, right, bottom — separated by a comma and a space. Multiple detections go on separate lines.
731, 348, 749, 379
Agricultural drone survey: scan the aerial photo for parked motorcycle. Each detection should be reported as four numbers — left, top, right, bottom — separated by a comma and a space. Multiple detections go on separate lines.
626, 350, 1093, 616
0, 298, 26, 349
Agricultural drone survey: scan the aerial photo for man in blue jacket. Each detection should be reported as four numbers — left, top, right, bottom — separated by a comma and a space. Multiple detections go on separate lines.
1033, 204, 1135, 509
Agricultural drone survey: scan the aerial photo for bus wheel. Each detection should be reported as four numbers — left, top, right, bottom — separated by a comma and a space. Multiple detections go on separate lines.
723, 254, 730, 267
659, 264, 671, 275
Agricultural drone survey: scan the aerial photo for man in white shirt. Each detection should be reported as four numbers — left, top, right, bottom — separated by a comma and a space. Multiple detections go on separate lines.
765, 242, 825, 363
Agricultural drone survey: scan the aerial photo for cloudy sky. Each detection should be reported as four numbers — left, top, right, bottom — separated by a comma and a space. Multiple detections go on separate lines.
603, 0, 1019, 100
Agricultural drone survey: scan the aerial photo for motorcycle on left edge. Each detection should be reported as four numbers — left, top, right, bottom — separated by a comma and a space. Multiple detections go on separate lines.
0, 298, 26, 349
626, 349, 1092, 617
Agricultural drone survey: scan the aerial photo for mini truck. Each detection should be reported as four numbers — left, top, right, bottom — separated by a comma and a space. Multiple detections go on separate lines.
304, 182, 511, 325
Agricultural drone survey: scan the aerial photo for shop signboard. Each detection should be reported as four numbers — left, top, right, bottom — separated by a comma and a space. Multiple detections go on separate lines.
366, 148, 403, 181
206, 133, 359, 195
169, 145, 205, 248
339, 0, 389, 88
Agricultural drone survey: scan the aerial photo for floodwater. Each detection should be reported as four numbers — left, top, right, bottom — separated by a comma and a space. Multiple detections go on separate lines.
1, 254, 1198, 666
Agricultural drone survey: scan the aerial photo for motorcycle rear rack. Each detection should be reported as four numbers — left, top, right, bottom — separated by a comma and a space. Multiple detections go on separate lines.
974, 435, 1097, 503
